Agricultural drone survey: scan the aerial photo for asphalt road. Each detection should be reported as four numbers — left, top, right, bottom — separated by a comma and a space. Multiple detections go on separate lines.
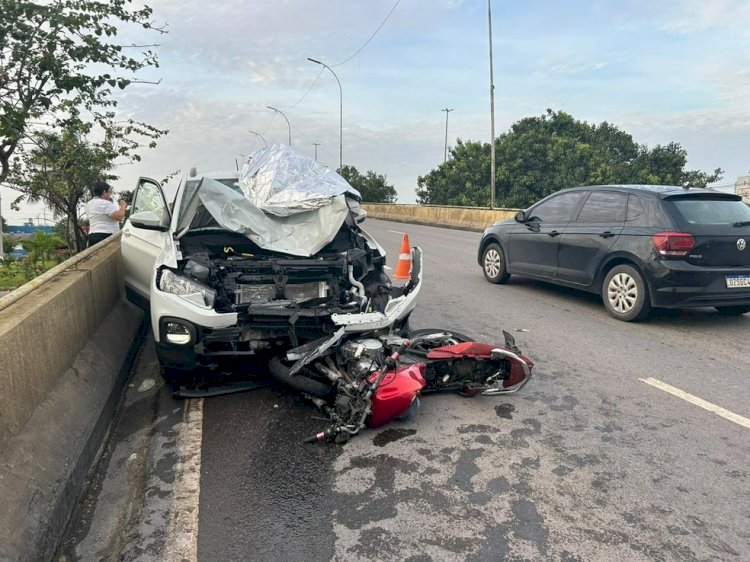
58, 219, 750, 562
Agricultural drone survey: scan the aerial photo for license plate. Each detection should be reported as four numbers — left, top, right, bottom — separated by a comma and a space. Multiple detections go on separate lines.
725, 275, 750, 288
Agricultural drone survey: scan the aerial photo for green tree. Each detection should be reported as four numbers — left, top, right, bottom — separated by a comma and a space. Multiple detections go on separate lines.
416, 140, 490, 205
338, 165, 397, 203
20, 230, 65, 265
5, 119, 135, 252
2, 234, 13, 252
416, 110, 723, 208
0, 0, 166, 185
629, 142, 722, 187
53, 218, 68, 241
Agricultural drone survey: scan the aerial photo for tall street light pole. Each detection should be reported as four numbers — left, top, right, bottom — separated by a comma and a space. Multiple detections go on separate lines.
248, 129, 268, 147
267, 106, 291, 146
442, 108, 454, 163
488, 0, 496, 209
307, 57, 342, 171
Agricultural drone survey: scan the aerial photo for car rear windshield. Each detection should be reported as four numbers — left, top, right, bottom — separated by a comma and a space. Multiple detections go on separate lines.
670, 197, 750, 225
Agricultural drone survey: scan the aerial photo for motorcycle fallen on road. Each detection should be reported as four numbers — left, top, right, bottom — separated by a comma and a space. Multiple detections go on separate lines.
266, 246, 533, 443
269, 326, 533, 443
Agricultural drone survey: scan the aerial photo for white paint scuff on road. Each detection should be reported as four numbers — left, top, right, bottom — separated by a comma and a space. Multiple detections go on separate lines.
640, 377, 750, 430
164, 398, 204, 561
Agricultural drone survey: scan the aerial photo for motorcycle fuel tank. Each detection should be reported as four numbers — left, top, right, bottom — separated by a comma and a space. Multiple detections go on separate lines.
367, 364, 426, 428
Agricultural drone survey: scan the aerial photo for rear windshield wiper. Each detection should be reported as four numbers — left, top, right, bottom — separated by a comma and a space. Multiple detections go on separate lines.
732, 221, 750, 227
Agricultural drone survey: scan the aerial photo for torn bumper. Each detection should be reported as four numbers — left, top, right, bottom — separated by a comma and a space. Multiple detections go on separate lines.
155, 247, 424, 372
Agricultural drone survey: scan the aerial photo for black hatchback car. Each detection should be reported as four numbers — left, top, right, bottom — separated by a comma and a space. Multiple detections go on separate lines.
478, 185, 750, 321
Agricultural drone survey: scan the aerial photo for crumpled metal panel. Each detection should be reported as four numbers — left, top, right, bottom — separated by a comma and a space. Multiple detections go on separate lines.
239, 144, 360, 217
197, 179, 352, 257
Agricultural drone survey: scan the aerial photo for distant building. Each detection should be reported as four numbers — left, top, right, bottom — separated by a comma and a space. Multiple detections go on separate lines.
736, 176, 750, 203
6, 225, 54, 234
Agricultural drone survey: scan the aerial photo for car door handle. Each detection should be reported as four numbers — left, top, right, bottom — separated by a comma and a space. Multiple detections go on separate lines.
548, 230, 560, 237
123, 231, 132, 238
599, 231, 615, 238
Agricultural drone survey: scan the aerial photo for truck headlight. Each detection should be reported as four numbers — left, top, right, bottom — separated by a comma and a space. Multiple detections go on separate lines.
159, 269, 216, 309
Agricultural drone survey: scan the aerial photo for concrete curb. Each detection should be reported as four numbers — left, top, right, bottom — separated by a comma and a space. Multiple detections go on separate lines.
0, 299, 146, 562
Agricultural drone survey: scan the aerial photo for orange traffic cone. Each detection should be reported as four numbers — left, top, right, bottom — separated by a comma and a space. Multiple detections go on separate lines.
393, 233, 412, 279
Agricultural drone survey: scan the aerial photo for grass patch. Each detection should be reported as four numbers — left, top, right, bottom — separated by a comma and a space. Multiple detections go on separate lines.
0, 259, 57, 290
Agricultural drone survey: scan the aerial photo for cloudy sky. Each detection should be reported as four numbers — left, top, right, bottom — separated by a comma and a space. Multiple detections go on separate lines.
3, 0, 750, 223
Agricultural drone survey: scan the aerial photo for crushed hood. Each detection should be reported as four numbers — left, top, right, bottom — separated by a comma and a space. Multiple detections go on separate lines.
184, 145, 365, 257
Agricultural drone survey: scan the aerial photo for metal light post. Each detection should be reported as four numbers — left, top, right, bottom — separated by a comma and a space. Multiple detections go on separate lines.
488, 0, 496, 209
307, 57, 342, 170
266, 106, 291, 146
248, 129, 268, 147
442, 108, 454, 163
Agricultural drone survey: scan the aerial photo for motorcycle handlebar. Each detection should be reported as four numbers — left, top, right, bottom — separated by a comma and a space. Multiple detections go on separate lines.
304, 428, 334, 443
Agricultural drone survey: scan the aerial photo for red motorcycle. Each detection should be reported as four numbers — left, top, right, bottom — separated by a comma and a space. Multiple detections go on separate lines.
269, 328, 533, 443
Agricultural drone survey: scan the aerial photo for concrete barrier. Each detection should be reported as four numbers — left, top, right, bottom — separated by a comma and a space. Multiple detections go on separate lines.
361, 203, 519, 232
0, 234, 145, 562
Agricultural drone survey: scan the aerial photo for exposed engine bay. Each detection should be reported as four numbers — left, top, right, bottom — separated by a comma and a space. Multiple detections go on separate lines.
162, 223, 416, 354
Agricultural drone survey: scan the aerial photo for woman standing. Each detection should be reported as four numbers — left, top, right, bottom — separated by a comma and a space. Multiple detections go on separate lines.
85, 180, 127, 248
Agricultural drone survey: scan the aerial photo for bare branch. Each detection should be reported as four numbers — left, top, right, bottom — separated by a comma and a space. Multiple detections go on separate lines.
126, 77, 163, 85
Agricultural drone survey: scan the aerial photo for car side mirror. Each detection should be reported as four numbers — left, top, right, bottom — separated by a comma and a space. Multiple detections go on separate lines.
129, 210, 169, 232
514, 211, 527, 223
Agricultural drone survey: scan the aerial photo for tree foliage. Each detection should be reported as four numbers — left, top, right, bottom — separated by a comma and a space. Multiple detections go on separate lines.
338, 165, 397, 203
5, 119, 129, 252
416, 110, 723, 208
20, 230, 66, 264
415, 140, 490, 206
0, 0, 166, 184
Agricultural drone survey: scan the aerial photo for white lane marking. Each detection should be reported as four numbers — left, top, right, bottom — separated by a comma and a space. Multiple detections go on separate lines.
640, 377, 750, 430
384, 265, 392, 270
165, 398, 203, 561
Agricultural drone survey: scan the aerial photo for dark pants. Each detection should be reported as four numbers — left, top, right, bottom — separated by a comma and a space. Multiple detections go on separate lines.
87, 232, 113, 248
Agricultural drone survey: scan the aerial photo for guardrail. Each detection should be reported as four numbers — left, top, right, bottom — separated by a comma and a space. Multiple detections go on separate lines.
361, 203, 519, 231
0, 233, 145, 562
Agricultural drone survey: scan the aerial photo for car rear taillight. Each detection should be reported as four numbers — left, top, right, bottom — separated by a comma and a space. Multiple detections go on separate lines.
651, 232, 696, 257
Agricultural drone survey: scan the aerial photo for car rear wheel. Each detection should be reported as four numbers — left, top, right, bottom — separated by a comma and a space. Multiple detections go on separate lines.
482, 243, 510, 284
715, 305, 750, 316
602, 264, 651, 321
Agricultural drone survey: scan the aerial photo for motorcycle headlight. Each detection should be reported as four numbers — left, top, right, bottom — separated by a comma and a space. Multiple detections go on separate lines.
159, 269, 216, 309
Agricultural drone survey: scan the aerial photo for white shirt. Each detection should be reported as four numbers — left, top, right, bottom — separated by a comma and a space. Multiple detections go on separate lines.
86, 198, 120, 234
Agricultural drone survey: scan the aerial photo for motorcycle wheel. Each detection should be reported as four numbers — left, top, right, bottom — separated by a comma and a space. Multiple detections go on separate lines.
268, 356, 334, 399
